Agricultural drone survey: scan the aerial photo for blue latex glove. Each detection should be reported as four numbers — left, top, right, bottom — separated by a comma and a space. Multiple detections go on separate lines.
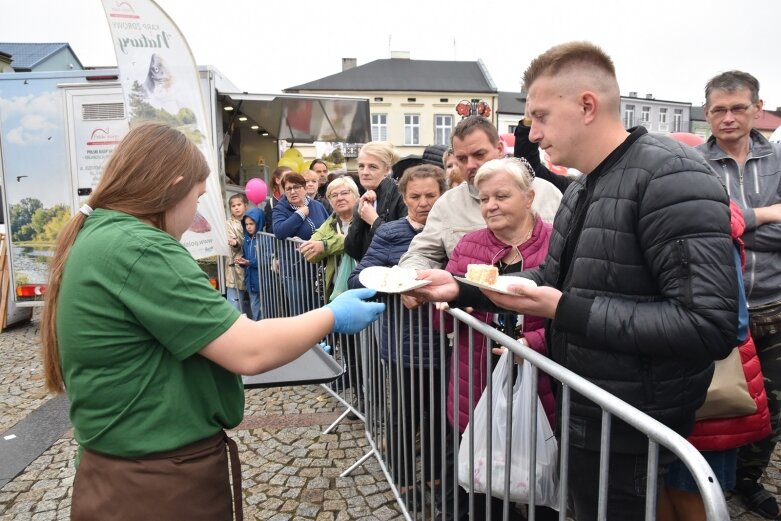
326, 288, 385, 334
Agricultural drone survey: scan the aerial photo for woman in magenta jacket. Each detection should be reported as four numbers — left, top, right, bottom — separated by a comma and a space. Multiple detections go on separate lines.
442, 157, 557, 521
444, 157, 555, 432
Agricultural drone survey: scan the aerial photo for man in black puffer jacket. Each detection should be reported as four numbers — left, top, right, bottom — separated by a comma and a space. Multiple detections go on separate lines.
412, 41, 738, 521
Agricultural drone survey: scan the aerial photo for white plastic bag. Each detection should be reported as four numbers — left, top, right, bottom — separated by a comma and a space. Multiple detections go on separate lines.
458, 351, 560, 509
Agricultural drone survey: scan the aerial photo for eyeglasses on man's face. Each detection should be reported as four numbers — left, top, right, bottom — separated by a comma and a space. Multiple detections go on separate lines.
707, 103, 755, 118
329, 190, 353, 200
284, 185, 304, 193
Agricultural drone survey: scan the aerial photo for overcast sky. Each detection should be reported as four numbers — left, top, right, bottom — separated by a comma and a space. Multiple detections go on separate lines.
2, 0, 780, 109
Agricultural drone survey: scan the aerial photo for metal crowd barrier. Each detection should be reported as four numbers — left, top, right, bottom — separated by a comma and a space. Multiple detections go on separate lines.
245, 233, 729, 521
254, 233, 365, 425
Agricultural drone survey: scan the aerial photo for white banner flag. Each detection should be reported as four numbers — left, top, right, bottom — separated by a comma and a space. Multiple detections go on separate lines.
101, 0, 228, 258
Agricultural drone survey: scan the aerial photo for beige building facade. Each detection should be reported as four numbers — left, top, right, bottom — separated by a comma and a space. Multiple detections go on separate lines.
285, 56, 498, 166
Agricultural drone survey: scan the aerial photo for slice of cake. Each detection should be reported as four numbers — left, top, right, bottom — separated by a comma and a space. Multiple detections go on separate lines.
466, 264, 498, 286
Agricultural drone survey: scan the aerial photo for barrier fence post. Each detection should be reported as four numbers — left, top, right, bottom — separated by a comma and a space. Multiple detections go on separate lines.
249, 245, 729, 520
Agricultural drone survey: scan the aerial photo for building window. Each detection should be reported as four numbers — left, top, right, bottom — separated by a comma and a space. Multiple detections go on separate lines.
624, 104, 635, 128
673, 109, 683, 132
508, 124, 518, 134
641, 106, 651, 124
371, 114, 387, 142
659, 108, 668, 125
434, 114, 453, 146
404, 114, 420, 145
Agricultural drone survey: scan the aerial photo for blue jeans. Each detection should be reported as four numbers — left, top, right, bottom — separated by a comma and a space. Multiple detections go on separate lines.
568, 444, 674, 521
247, 291, 262, 321
225, 287, 245, 313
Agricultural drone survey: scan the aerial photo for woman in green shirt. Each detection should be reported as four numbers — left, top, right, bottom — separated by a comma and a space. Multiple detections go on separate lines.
40, 122, 383, 521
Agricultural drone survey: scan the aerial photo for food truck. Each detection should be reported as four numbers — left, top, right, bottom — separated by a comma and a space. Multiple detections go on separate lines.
0, 66, 370, 304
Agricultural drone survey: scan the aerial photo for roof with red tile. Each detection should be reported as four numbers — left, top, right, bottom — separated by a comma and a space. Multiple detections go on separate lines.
755, 109, 781, 131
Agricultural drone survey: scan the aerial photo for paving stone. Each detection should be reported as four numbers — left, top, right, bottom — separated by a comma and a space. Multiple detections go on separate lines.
296, 502, 321, 517
300, 488, 325, 504
309, 477, 330, 489
299, 467, 321, 478
1, 312, 778, 521
32, 500, 57, 512
323, 499, 347, 511
280, 499, 298, 512
30, 510, 57, 521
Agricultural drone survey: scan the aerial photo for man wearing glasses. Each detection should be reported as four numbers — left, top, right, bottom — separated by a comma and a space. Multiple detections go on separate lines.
698, 70, 781, 520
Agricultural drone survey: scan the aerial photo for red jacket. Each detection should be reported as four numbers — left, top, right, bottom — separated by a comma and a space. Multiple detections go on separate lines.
687, 202, 771, 450
444, 216, 555, 432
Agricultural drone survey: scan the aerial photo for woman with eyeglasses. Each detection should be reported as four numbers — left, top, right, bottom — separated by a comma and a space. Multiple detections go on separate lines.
444, 157, 557, 521
272, 172, 330, 316
298, 176, 360, 301
344, 142, 407, 261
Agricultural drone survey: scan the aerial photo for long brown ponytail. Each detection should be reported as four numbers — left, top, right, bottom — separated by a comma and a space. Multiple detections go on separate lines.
41, 122, 209, 392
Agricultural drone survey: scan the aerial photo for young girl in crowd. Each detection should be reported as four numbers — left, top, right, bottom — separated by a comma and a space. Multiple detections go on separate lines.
225, 193, 248, 312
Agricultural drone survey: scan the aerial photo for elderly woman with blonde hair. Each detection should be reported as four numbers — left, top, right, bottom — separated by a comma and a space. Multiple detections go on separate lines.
435, 156, 558, 520
344, 141, 407, 260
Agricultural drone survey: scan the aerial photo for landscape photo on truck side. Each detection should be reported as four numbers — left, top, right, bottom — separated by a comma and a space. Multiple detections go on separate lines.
0, 76, 72, 300
128, 79, 203, 144
8, 197, 70, 288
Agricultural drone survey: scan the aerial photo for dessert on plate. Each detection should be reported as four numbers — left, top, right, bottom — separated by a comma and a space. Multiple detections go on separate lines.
466, 264, 498, 286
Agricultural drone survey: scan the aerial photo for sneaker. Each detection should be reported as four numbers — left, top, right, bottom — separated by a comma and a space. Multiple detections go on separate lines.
735, 478, 781, 519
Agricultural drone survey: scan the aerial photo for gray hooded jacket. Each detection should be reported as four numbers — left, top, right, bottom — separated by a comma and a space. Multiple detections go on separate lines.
698, 130, 781, 308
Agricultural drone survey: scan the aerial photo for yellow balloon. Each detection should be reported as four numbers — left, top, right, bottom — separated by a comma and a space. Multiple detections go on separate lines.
297, 158, 311, 173
277, 157, 299, 171
282, 147, 303, 162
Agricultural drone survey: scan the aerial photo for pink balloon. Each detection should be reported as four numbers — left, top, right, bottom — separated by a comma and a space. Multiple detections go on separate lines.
245, 178, 268, 205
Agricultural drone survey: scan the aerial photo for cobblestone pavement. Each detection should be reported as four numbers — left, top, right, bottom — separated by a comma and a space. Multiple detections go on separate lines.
1, 312, 778, 520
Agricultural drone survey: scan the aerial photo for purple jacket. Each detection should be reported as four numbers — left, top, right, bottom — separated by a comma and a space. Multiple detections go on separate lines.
444, 215, 555, 432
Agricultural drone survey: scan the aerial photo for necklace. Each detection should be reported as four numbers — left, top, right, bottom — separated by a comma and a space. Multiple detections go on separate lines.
521, 226, 533, 243
496, 222, 533, 267
502, 249, 522, 265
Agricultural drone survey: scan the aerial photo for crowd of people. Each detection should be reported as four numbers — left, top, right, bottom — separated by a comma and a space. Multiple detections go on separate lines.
41, 39, 780, 521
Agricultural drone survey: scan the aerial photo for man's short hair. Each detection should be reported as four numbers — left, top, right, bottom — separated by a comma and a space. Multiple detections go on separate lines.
522, 41, 616, 92
704, 70, 760, 107
309, 158, 328, 170
451, 115, 500, 147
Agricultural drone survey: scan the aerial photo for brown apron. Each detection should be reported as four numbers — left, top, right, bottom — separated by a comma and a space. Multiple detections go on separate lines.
71, 431, 243, 521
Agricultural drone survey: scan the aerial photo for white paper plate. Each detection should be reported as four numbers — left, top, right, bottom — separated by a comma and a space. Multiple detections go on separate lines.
358, 266, 431, 293
454, 275, 537, 295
